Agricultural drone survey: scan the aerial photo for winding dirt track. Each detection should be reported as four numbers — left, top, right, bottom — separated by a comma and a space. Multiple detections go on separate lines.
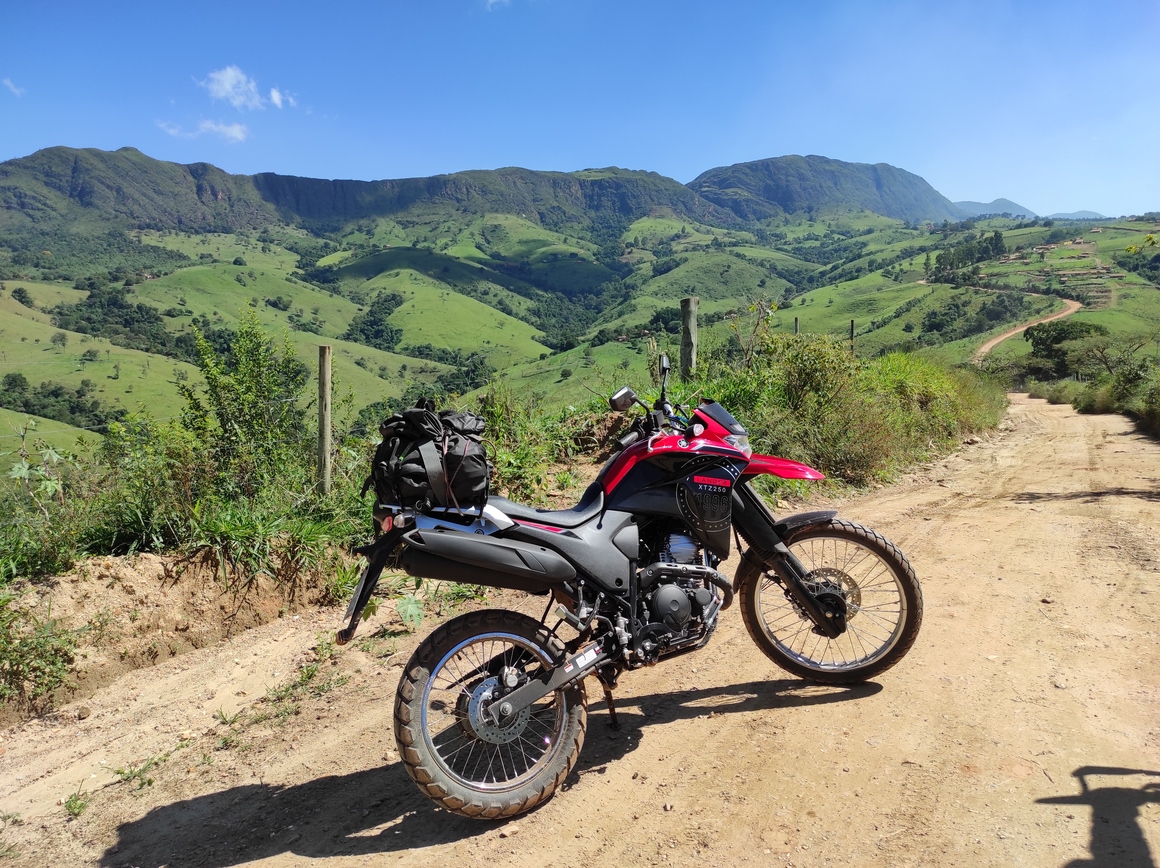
973, 299, 1084, 363
3, 395, 1159, 867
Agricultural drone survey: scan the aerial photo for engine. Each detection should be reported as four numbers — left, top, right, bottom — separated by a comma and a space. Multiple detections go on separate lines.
637, 531, 727, 657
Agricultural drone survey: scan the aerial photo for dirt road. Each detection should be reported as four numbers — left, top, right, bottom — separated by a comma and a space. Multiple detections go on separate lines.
2, 394, 1159, 867
973, 299, 1084, 363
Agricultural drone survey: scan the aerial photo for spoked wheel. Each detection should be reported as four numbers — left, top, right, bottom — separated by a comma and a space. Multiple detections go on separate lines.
736, 519, 922, 683
393, 609, 587, 818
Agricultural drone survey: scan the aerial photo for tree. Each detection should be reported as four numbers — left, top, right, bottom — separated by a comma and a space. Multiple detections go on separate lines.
10, 286, 32, 306
178, 307, 308, 497
80, 348, 100, 363
922, 253, 931, 280
1, 372, 30, 394
1024, 320, 1109, 378
1125, 234, 1156, 255
51, 332, 68, 351
1063, 332, 1156, 399
341, 291, 405, 352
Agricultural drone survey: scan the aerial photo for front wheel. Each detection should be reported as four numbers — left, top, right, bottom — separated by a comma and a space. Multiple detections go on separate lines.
736, 519, 922, 683
393, 609, 587, 818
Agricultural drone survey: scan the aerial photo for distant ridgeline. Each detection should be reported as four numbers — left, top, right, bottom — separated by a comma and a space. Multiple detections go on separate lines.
0, 147, 973, 246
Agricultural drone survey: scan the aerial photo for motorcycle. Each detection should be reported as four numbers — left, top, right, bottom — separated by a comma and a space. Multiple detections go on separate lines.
338, 355, 922, 819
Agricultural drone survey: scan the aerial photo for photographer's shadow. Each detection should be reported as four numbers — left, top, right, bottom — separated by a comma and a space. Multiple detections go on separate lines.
100, 677, 879, 867
1038, 766, 1160, 867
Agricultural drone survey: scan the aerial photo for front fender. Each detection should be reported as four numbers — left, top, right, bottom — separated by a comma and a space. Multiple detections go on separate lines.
742, 453, 826, 481
773, 510, 838, 539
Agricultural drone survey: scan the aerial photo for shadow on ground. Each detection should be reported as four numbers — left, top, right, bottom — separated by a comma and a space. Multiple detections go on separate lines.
99, 678, 881, 867
1011, 488, 1160, 504
1037, 766, 1160, 868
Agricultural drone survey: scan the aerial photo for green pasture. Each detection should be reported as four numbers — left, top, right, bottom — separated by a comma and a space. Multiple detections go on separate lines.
137, 263, 361, 339
484, 338, 655, 408
369, 274, 549, 367
138, 230, 299, 274
0, 408, 89, 452
0, 298, 201, 419
316, 248, 356, 267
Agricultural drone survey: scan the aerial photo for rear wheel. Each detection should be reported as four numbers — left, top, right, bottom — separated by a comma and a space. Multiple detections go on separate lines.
393, 609, 587, 818
737, 519, 922, 683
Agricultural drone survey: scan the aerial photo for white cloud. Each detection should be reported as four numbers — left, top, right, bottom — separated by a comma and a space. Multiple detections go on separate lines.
485, 0, 510, 8
198, 120, 248, 142
269, 87, 297, 109
157, 119, 248, 143
201, 65, 262, 110
3, 77, 24, 97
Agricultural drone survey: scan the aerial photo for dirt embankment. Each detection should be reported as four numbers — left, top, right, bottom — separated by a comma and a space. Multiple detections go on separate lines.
1, 394, 1159, 867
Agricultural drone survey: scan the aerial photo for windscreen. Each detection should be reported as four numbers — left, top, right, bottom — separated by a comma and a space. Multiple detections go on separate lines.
697, 400, 746, 435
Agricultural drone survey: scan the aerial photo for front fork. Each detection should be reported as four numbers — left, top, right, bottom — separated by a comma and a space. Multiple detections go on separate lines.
730, 483, 845, 640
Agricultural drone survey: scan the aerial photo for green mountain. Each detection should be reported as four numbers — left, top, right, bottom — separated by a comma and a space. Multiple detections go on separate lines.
953, 199, 1037, 219
253, 166, 738, 233
0, 147, 734, 238
0, 146, 278, 233
686, 155, 966, 223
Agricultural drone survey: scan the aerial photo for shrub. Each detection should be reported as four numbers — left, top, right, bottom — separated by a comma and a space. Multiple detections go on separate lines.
0, 589, 78, 707
693, 331, 1007, 484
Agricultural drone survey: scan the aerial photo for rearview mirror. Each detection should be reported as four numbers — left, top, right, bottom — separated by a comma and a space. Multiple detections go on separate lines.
659, 354, 670, 376
609, 386, 637, 412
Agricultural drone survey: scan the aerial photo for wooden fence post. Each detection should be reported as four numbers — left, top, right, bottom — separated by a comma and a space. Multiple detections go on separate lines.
850, 319, 855, 354
794, 316, 799, 335
317, 345, 332, 495
680, 296, 699, 381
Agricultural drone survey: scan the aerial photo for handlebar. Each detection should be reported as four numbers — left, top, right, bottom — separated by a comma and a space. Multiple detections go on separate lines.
616, 429, 642, 450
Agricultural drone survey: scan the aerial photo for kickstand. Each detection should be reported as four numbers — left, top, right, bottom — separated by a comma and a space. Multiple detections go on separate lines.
602, 685, 620, 731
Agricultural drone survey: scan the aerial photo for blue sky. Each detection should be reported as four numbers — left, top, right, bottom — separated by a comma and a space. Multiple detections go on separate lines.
2, 0, 1157, 217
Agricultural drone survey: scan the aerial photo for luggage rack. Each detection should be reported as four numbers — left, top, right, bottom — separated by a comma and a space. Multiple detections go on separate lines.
375, 501, 513, 536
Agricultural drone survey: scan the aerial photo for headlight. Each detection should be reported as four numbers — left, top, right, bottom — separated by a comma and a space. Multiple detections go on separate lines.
724, 434, 752, 457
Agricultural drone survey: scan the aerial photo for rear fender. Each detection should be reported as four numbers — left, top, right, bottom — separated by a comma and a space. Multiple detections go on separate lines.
742, 454, 825, 481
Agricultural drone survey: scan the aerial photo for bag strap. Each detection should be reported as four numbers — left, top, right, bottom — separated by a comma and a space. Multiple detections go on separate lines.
417, 439, 446, 507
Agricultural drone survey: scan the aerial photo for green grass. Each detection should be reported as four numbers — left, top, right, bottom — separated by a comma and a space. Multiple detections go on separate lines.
0, 409, 88, 451
349, 265, 550, 365
485, 339, 653, 407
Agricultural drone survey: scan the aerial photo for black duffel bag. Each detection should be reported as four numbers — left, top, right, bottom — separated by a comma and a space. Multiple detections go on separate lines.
365, 399, 490, 516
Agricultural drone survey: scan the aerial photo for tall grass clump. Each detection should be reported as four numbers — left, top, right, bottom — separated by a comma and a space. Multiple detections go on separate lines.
475, 380, 617, 502
694, 330, 1006, 485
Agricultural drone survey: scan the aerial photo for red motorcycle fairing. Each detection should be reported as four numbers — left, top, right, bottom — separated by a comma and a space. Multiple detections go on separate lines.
742, 454, 826, 481
600, 430, 747, 496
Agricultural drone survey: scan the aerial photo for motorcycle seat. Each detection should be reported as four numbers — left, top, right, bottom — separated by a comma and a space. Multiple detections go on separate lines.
488, 480, 604, 529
